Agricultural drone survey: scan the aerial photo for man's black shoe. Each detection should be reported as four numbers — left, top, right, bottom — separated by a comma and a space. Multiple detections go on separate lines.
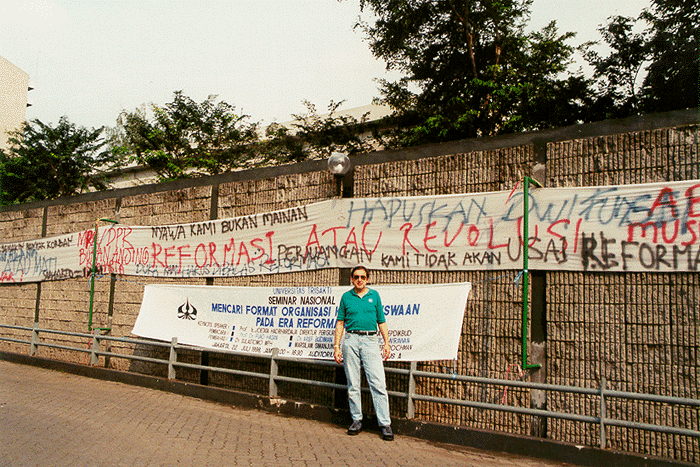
380, 425, 394, 441
347, 420, 362, 435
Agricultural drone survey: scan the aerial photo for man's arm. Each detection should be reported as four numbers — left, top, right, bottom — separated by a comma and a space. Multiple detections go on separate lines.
378, 321, 390, 361
333, 320, 345, 364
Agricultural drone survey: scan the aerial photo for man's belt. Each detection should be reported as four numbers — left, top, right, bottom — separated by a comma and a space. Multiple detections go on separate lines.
347, 330, 377, 335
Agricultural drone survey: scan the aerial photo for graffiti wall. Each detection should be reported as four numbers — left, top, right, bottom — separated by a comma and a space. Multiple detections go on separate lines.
1, 179, 699, 283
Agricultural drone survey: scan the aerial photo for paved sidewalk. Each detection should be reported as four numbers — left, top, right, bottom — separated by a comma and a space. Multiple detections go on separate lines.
0, 360, 567, 467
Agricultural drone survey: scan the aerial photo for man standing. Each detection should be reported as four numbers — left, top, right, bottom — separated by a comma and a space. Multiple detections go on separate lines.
333, 265, 393, 441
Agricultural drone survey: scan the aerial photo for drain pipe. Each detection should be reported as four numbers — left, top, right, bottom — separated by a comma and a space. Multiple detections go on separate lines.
89, 218, 118, 332
522, 177, 542, 371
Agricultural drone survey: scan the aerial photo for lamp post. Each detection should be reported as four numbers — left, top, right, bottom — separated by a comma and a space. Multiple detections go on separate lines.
328, 151, 353, 407
522, 176, 542, 371
327, 152, 352, 198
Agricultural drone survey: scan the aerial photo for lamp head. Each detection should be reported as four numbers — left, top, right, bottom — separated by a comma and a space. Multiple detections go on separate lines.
328, 152, 351, 176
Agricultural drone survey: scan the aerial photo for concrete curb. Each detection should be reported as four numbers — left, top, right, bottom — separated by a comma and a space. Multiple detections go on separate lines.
1, 351, 693, 467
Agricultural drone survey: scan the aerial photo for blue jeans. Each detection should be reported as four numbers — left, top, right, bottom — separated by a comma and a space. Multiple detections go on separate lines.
342, 333, 391, 426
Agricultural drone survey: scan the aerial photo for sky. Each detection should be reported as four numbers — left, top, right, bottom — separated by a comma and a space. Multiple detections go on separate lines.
1, 0, 651, 131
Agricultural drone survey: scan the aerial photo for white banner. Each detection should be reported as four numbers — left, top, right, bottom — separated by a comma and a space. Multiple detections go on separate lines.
132, 283, 472, 361
0, 232, 83, 283
2, 179, 700, 283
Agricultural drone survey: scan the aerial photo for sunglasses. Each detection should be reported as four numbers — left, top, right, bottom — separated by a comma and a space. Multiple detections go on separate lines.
352, 275, 367, 280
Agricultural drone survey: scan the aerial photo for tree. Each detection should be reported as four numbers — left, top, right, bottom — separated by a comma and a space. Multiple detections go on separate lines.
286, 100, 378, 158
257, 100, 376, 166
584, 0, 698, 118
114, 92, 383, 180
0, 117, 110, 204
115, 91, 261, 181
639, 0, 699, 112
245, 100, 384, 174
354, 0, 593, 146
583, 16, 648, 119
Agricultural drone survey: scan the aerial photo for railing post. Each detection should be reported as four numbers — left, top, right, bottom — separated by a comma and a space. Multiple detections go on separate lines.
90, 328, 100, 366
168, 337, 178, 380
407, 361, 417, 419
30, 322, 39, 356
269, 348, 279, 398
600, 376, 607, 449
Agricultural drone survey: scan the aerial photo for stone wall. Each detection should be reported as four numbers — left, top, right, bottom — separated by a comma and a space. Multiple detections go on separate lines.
0, 109, 697, 463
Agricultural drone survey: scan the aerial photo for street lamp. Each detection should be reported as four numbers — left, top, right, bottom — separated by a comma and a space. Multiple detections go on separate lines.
327, 152, 352, 198
327, 151, 351, 176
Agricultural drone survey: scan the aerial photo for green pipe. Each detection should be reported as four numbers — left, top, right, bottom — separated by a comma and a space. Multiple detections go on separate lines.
89, 218, 118, 332
522, 177, 542, 371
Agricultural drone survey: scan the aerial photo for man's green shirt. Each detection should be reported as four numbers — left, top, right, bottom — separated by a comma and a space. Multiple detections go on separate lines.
337, 288, 385, 331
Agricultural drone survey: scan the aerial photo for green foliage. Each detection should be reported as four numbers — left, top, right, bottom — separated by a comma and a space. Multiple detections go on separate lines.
585, 0, 698, 118
583, 16, 648, 119
286, 100, 377, 159
355, 0, 593, 146
257, 123, 306, 166
255, 100, 375, 166
0, 117, 109, 204
115, 91, 261, 181
114, 93, 380, 181
639, 0, 699, 112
